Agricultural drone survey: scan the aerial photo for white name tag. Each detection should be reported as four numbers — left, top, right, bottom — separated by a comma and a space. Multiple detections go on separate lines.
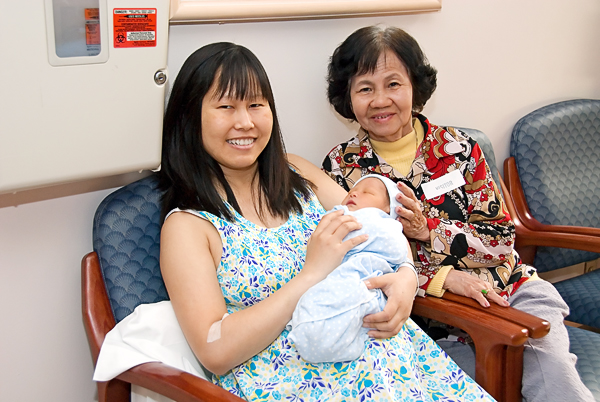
422, 169, 466, 200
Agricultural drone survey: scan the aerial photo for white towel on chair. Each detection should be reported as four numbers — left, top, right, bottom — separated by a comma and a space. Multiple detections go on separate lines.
93, 300, 208, 382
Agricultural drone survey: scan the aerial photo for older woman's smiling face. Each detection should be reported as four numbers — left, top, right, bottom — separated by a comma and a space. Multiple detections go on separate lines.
350, 50, 413, 142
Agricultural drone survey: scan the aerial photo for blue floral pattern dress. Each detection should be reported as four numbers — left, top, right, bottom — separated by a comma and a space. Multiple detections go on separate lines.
178, 190, 494, 402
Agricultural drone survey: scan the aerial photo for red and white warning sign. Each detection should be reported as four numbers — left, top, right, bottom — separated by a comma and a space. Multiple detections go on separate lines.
113, 8, 157, 48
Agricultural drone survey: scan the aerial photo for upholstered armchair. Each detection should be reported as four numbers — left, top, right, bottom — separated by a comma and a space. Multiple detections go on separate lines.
504, 99, 600, 328
503, 99, 600, 398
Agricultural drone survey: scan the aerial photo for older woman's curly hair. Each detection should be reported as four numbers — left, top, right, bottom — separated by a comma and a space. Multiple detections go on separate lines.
328, 26, 437, 120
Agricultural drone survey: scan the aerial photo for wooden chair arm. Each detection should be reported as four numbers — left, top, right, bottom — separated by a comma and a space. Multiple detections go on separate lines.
504, 157, 600, 238
513, 227, 600, 253
82, 251, 116, 365
413, 296, 529, 346
441, 293, 550, 339
117, 362, 244, 402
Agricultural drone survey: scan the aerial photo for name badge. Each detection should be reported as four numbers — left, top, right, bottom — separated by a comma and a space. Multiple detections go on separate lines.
422, 169, 466, 200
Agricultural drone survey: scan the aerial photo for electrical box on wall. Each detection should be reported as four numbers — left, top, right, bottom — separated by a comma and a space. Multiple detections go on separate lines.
0, 0, 169, 195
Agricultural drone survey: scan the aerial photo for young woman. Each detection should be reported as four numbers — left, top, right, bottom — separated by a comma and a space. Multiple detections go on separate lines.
157, 41, 493, 401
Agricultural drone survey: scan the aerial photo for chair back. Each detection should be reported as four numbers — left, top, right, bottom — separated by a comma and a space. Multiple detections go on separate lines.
510, 99, 600, 272
92, 174, 168, 323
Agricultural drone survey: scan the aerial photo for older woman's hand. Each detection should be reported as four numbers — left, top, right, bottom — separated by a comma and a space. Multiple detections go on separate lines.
443, 269, 510, 308
362, 265, 417, 338
395, 182, 430, 242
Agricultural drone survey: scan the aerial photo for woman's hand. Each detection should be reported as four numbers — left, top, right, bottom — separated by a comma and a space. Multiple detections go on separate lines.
443, 269, 510, 308
303, 209, 368, 281
362, 265, 417, 338
395, 182, 430, 242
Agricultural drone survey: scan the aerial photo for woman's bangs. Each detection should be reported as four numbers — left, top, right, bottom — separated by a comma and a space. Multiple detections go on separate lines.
214, 63, 267, 101
356, 43, 385, 76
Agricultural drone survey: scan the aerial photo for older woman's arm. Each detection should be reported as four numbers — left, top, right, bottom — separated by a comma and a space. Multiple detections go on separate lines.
395, 140, 514, 307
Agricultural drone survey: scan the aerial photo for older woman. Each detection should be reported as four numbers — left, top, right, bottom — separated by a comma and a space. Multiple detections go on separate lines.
322, 25, 593, 402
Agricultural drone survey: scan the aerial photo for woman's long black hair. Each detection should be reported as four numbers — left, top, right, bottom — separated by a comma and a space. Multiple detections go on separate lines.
158, 42, 311, 222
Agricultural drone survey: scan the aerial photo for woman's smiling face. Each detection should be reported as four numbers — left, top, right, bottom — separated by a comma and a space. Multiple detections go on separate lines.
350, 50, 414, 143
201, 79, 273, 174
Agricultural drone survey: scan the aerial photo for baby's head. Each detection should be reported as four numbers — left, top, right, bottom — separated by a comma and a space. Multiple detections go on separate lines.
341, 175, 401, 219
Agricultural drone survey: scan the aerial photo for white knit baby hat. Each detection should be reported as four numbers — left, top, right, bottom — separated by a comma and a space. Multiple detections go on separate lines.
353, 174, 402, 220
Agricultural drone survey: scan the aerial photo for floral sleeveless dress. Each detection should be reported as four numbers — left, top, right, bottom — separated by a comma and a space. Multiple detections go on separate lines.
184, 191, 494, 402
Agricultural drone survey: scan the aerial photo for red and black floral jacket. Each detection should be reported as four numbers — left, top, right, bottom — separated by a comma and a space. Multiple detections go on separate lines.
322, 114, 536, 298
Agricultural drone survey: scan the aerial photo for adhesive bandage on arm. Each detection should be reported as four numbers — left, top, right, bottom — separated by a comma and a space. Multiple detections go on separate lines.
207, 313, 229, 343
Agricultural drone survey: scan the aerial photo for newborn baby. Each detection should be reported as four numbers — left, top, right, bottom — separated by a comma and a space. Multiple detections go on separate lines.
287, 175, 415, 363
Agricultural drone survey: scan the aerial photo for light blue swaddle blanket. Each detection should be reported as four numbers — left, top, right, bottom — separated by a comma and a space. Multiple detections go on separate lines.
287, 204, 409, 363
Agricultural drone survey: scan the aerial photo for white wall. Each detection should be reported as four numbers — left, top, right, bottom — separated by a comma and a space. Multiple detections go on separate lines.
1, 1, 598, 400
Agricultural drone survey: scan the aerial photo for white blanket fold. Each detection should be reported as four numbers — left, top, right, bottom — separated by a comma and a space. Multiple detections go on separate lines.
93, 300, 208, 382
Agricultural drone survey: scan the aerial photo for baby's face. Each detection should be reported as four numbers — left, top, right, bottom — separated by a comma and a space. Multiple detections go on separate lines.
341, 178, 390, 213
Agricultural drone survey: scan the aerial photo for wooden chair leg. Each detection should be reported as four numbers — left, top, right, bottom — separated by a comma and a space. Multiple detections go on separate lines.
472, 338, 523, 402
97, 378, 130, 402
504, 346, 524, 402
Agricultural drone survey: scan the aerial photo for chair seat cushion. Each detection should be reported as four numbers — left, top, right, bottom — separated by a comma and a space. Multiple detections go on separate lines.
554, 269, 600, 329
567, 325, 600, 400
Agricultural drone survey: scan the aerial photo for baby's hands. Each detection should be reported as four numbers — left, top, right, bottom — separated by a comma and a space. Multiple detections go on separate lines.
303, 210, 367, 281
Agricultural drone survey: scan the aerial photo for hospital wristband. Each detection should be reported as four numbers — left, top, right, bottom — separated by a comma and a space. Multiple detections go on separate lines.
399, 261, 420, 297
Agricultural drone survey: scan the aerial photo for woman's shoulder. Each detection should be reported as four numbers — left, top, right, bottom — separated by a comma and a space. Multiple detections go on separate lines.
287, 154, 347, 211
163, 208, 214, 230
425, 123, 468, 142
424, 123, 477, 159
161, 209, 222, 259
162, 208, 225, 241
287, 154, 327, 184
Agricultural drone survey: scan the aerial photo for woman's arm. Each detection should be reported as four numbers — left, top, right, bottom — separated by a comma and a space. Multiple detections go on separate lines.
288, 153, 348, 209
161, 208, 366, 375
394, 142, 514, 307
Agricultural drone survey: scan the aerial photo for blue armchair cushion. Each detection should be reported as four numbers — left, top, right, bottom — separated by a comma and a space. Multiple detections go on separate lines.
567, 325, 600, 399
554, 269, 600, 329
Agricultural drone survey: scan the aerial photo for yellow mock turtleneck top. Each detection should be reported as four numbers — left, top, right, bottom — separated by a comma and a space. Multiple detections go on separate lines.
369, 118, 424, 177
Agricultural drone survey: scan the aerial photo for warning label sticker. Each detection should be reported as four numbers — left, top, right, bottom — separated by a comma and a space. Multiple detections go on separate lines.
113, 8, 157, 48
